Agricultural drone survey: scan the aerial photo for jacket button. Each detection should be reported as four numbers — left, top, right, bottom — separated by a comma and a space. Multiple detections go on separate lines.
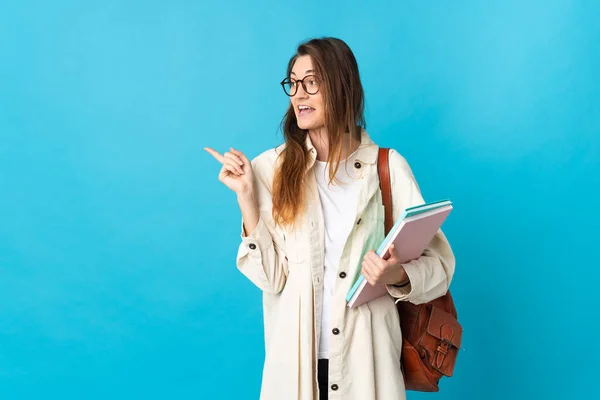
331, 384, 339, 391
248, 243, 256, 250
339, 272, 346, 279
354, 161, 361, 169
332, 328, 340, 335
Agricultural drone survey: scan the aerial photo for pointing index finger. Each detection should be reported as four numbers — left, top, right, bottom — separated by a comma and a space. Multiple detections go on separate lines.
204, 147, 225, 163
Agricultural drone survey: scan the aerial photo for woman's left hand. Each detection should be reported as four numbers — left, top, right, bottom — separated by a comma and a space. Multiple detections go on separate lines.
361, 244, 409, 286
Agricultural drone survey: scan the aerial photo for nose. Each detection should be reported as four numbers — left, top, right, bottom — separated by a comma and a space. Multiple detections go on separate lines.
294, 83, 309, 99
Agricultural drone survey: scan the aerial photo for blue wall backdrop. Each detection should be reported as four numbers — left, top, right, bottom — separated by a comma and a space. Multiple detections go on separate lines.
1, 0, 599, 399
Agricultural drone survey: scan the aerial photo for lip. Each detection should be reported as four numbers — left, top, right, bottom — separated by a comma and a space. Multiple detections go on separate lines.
297, 107, 315, 117
297, 104, 315, 117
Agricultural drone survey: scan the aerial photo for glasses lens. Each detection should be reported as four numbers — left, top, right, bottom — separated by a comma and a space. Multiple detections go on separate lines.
303, 75, 319, 94
282, 79, 296, 96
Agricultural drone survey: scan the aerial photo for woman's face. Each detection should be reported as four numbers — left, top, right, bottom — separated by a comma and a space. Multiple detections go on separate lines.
290, 55, 325, 131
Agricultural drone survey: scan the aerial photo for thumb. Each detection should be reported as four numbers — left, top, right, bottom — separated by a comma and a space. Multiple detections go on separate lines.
389, 244, 399, 261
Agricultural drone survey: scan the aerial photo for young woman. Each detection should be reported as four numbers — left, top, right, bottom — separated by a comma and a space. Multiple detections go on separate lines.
205, 37, 455, 400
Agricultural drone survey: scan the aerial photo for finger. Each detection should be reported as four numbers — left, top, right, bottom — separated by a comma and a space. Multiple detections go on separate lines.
387, 244, 399, 261
204, 147, 225, 164
373, 257, 385, 277
364, 250, 378, 262
362, 258, 380, 284
222, 163, 241, 176
230, 148, 250, 165
362, 262, 376, 285
224, 158, 244, 175
224, 151, 244, 167
365, 251, 385, 270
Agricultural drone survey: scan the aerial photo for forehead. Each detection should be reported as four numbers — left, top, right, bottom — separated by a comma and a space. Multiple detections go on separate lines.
291, 55, 314, 76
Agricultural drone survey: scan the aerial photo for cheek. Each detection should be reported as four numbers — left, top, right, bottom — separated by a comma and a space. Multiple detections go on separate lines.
314, 96, 325, 119
317, 109, 325, 123
315, 95, 324, 110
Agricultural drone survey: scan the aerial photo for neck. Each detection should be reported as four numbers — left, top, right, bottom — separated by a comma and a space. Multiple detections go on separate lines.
308, 127, 328, 161
309, 127, 360, 162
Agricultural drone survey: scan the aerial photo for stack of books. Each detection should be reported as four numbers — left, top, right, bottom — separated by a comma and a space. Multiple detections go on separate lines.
346, 199, 453, 308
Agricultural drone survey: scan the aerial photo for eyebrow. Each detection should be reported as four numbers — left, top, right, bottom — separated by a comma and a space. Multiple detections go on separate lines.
290, 69, 314, 76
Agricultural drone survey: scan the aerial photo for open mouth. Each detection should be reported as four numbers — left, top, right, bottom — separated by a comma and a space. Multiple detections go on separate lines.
298, 105, 315, 116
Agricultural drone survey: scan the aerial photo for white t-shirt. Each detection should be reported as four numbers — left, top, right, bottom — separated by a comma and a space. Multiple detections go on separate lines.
313, 151, 361, 359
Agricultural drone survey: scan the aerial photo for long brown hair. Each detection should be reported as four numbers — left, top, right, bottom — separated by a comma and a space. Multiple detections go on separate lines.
272, 37, 366, 228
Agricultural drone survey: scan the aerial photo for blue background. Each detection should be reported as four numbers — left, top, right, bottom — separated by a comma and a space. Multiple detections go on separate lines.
1, 0, 599, 399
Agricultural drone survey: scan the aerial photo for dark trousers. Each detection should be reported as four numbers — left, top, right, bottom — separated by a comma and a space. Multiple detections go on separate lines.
318, 359, 329, 400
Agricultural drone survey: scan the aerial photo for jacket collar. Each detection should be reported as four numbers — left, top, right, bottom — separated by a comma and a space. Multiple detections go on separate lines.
304, 128, 379, 171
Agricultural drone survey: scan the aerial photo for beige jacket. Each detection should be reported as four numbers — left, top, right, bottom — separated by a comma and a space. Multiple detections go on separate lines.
236, 129, 455, 400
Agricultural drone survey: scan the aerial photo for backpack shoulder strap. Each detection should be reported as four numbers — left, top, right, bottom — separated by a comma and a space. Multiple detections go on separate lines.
377, 147, 393, 235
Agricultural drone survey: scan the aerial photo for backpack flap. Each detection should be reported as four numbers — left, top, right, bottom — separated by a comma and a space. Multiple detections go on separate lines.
421, 305, 462, 377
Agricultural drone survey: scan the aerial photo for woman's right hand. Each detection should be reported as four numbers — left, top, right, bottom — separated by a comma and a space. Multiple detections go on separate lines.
204, 146, 254, 196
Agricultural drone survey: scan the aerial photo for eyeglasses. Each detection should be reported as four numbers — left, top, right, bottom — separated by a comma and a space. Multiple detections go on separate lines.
280, 75, 320, 96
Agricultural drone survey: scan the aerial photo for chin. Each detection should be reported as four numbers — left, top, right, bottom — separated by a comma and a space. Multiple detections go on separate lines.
296, 117, 324, 131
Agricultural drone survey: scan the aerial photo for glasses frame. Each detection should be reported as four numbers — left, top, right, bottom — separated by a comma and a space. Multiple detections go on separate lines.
280, 74, 320, 96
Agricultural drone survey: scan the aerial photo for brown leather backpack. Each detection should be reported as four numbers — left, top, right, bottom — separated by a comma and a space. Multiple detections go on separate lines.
377, 148, 462, 392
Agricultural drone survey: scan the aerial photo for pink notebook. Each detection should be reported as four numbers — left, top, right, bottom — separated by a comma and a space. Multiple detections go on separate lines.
346, 200, 453, 308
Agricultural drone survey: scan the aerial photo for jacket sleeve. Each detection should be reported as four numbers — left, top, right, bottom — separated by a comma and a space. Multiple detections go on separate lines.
235, 156, 288, 295
385, 149, 456, 305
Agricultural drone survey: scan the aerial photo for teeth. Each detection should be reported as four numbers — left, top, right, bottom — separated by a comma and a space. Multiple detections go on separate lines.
299, 105, 312, 110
